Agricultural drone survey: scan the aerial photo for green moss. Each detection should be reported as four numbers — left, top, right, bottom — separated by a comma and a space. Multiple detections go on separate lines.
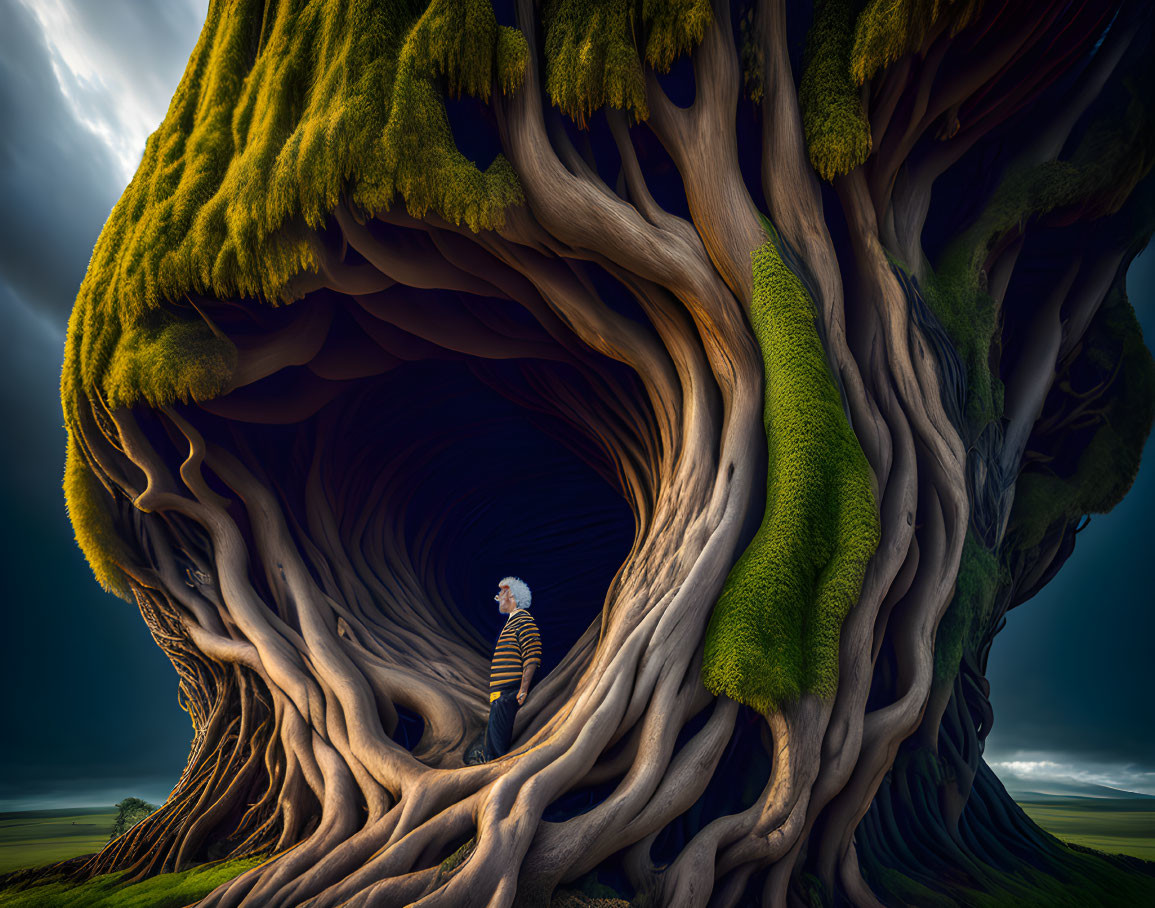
931, 530, 1003, 689
700, 219, 880, 713
801, 0, 986, 171
919, 71, 1155, 440
968, 80, 1155, 252
63, 0, 529, 411
408, 0, 503, 100
849, 0, 984, 86
438, 835, 475, 874
795, 0, 1019, 179
920, 260, 1003, 437
543, 0, 649, 126
801, 0, 1149, 181
0, 856, 267, 907
640, 0, 712, 72
496, 26, 530, 95
996, 66, 1155, 550
541, 0, 711, 126
799, 0, 872, 181
1007, 282, 1155, 551
103, 307, 238, 412
63, 435, 133, 602
951, 63, 1155, 273
61, 0, 534, 595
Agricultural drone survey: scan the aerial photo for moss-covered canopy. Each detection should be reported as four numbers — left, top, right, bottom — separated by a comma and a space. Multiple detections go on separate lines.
59, 0, 716, 596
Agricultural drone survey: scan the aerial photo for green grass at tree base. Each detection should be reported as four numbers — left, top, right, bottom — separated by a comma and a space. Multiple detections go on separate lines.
2, 800, 1152, 904
0, 856, 266, 908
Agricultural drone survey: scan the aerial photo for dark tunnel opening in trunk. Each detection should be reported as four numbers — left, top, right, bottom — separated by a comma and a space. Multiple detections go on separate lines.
149, 285, 647, 758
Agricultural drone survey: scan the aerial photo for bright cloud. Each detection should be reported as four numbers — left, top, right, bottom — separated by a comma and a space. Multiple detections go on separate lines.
989, 752, 1155, 796
16, 0, 208, 182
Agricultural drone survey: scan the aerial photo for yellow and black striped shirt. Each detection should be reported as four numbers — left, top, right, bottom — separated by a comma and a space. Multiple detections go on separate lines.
489, 609, 542, 701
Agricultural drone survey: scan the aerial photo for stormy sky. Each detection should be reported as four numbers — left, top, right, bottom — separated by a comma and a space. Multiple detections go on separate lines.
0, 0, 1151, 812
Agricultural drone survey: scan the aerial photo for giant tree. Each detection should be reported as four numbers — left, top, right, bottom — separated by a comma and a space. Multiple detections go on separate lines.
53, 0, 1155, 905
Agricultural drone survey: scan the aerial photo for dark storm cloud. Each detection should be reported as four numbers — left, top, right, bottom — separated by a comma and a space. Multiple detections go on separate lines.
0, 280, 65, 495
983, 247, 1155, 791
0, 773, 178, 812
0, 0, 121, 329
0, 0, 207, 329
0, 281, 193, 813
0, 0, 206, 811
0, 276, 193, 812
986, 484, 1155, 766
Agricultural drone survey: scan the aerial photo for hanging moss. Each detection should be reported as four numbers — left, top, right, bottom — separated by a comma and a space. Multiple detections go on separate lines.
849, 0, 984, 86
701, 218, 880, 713
408, 0, 513, 100
63, 435, 134, 601
62, 0, 529, 419
542, 0, 648, 125
541, 0, 711, 126
797, 0, 987, 180
798, 0, 872, 181
60, 0, 536, 595
797, 0, 989, 180
496, 24, 530, 95
640, 0, 713, 72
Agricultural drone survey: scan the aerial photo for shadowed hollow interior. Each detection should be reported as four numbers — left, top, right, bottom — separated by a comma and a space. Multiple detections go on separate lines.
151, 283, 649, 754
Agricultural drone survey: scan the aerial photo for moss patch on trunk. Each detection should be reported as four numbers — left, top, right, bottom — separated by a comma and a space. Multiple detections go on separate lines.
701, 219, 880, 713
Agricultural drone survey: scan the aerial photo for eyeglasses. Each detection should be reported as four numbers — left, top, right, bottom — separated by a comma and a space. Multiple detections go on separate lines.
494, 588, 510, 602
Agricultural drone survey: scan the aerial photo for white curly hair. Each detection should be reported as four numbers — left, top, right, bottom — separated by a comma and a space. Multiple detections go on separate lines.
498, 576, 532, 610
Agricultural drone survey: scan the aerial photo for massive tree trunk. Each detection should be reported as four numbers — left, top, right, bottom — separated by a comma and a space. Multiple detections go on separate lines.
50, 0, 1155, 905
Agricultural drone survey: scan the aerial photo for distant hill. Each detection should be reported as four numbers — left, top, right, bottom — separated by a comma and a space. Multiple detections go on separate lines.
0, 806, 114, 820
1007, 780, 1155, 801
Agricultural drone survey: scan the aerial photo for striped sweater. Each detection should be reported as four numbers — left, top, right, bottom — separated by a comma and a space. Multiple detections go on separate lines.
489, 609, 542, 701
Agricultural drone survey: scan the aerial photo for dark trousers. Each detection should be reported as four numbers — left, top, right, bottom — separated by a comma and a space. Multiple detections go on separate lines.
483, 688, 519, 761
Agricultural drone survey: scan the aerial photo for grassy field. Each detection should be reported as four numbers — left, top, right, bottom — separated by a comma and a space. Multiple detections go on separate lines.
0, 807, 115, 875
0, 809, 266, 908
0, 799, 1150, 902
1015, 796, 1155, 862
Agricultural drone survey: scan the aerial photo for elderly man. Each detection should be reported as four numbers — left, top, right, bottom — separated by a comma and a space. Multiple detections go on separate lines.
480, 576, 542, 763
